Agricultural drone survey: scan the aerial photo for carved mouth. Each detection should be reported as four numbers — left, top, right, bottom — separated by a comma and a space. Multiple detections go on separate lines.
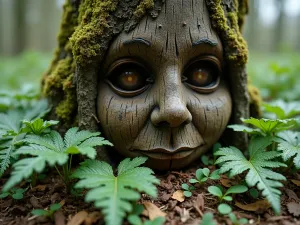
131, 144, 204, 160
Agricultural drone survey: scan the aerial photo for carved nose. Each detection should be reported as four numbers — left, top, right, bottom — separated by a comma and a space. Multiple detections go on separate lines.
151, 98, 192, 128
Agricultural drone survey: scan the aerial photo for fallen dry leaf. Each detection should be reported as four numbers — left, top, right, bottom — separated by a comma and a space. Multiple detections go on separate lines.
193, 194, 204, 216
287, 202, 300, 217
172, 190, 185, 202
235, 200, 271, 212
31, 185, 47, 192
84, 212, 102, 225
54, 210, 66, 225
285, 189, 300, 202
143, 202, 166, 220
180, 208, 190, 223
220, 176, 233, 188
67, 211, 88, 225
291, 179, 300, 187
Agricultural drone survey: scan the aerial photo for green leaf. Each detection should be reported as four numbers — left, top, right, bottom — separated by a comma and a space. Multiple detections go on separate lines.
20, 119, 59, 135
222, 196, 232, 201
210, 170, 220, 180
225, 185, 248, 195
228, 124, 262, 136
263, 100, 300, 119
218, 203, 232, 215
208, 186, 223, 198
32, 209, 49, 216
128, 215, 142, 225
215, 137, 287, 215
189, 179, 198, 184
12, 192, 23, 200
183, 191, 192, 197
239, 218, 249, 224
49, 203, 61, 212
202, 168, 210, 177
242, 117, 296, 135
4, 128, 112, 190
249, 188, 259, 199
72, 157, 159, 225
277, 131, 300, 168
200, 212, 216, 225
181, 183, 189, 190
144, 217, 165, 225
0, 192, 9, 198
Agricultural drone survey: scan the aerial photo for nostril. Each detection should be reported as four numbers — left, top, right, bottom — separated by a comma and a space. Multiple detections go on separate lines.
157, 121, 170, 127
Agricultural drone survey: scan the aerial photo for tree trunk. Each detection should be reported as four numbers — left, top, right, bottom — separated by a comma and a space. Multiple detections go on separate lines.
13, 0, 26, 54
273, 0, 285, 52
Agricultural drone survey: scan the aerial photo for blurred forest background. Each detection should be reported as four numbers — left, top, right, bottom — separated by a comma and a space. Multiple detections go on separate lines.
0, 0, 300, 101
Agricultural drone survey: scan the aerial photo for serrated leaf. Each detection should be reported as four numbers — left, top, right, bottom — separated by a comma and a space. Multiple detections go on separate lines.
263, 100, 300, 119
215, 137, 286, 214
20, 119, 59, 135
72, 157, 159, 225
4, 127, 111, 190
242, 117, 296, 135
228, 124, 263, 135
277, 131, 300, 168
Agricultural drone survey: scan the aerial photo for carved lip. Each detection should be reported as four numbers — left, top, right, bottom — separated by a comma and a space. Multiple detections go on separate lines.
132, 145, 204, 160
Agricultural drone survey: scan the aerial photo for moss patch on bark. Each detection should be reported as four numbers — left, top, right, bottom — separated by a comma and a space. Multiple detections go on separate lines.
42, 0, 155, 124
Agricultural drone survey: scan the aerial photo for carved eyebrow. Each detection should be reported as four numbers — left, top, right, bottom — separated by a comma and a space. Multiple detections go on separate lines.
123, 38, 152, 47
192, 38, 218, 47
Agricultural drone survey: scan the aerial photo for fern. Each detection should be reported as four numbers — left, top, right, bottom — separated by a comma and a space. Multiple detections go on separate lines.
72, 157, 159, 225
0, 100, 49, 176
229, 117, 296, 136
215, 137, 286, 214
278, 131, 300, 168
3, 128, 112, 192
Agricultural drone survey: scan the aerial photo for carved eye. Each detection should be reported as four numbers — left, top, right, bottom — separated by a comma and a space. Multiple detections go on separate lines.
183, 56, 221, 93
106, 59, 152, 96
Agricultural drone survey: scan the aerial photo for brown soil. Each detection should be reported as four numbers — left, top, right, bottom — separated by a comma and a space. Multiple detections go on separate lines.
1, 159, 300, 225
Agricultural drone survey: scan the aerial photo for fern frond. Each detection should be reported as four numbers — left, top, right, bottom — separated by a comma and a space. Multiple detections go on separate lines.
278, 131, 300, 168
4, 127, 112, 190
215, 137, 286, 214
3, 145, 69, 191
0, 145, 15, 176
73, 157, 159, 225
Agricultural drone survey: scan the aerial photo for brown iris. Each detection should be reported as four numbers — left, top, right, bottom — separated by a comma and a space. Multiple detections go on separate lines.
106, 59, 152, 96
117, 70, 142, 91
183, 56, 221, 92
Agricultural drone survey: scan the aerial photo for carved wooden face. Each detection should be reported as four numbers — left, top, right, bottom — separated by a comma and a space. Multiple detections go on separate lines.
97, 0, 232, 170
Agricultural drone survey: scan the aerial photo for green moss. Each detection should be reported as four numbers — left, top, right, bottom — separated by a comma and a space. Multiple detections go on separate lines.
70, 0, 119, 65
248, 84, 262, 118
207, 0, 248, 66
134, 0, 155, 18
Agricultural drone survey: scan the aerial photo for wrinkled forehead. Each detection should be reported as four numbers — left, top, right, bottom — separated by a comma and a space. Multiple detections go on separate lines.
133, 0, 220, 47
104, 0, 222, 67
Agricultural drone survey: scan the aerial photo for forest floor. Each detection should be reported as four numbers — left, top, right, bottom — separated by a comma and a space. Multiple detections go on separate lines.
1, 158, 300, 225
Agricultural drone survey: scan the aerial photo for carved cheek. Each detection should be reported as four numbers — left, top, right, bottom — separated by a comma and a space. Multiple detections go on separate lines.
97, 83, 154, 152
186, 81, 232, 145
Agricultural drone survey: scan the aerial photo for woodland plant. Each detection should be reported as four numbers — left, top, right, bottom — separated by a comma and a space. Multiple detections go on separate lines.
208, 185, 248, 202
2, 126, 113, 193
189, 168, 220, 185
72, 157, 159, 225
